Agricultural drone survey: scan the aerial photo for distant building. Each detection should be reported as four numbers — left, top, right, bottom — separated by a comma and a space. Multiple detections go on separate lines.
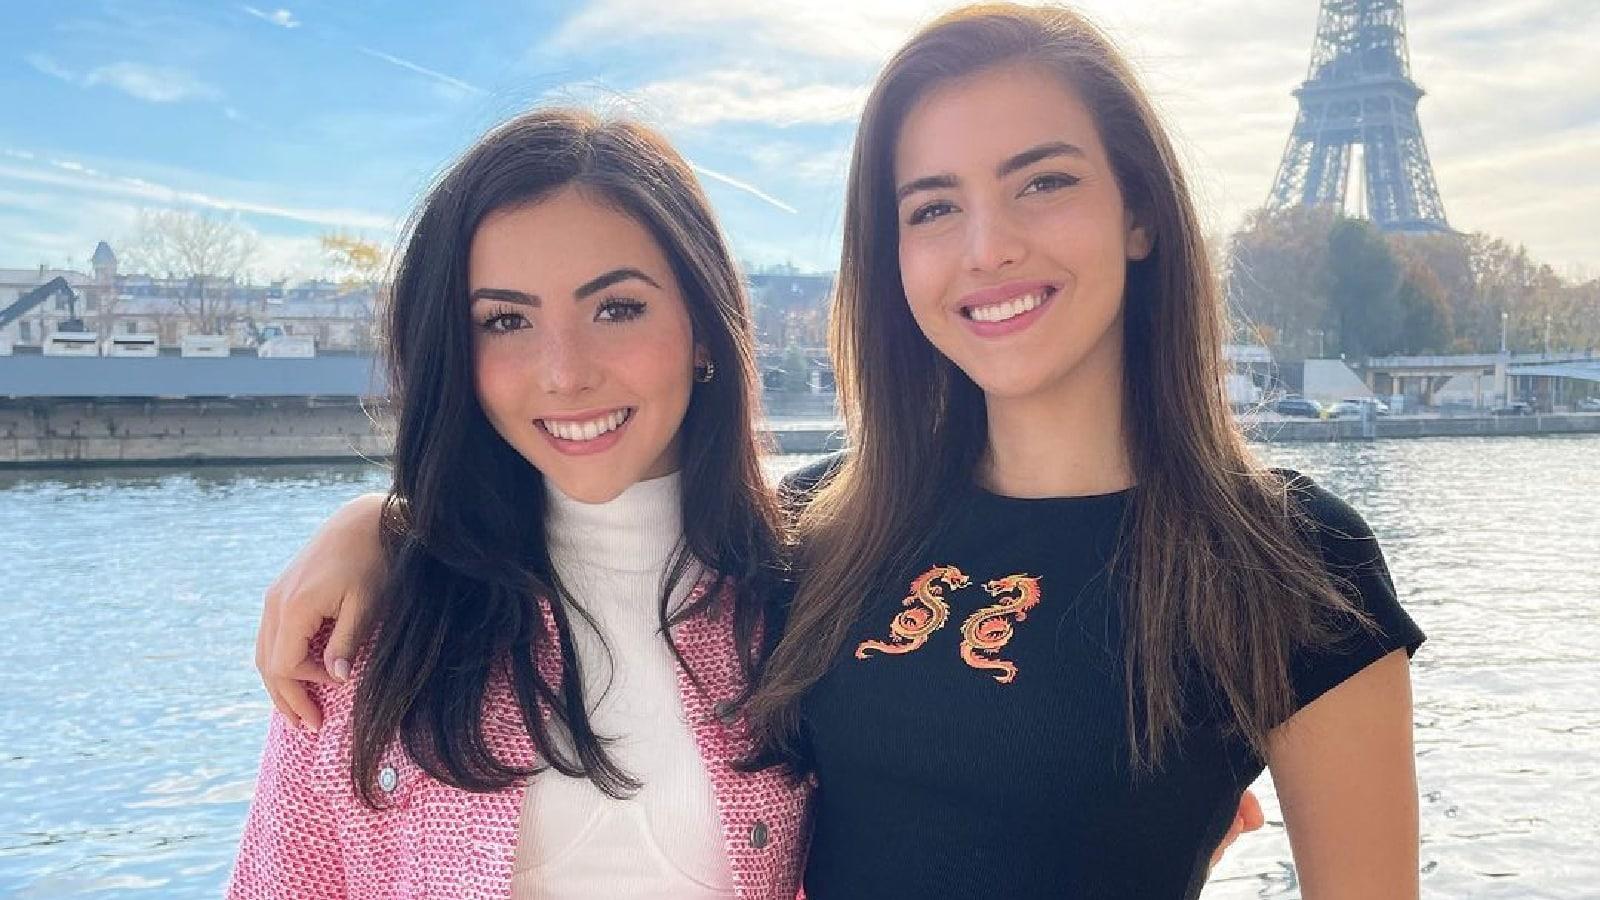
0, 243, 380, 352
0, 265, 95, 345
747, 270, 833, 350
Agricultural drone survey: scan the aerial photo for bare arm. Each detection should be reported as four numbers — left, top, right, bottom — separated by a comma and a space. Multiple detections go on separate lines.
1267, 649, 1420, 899
254, 492, 386, 732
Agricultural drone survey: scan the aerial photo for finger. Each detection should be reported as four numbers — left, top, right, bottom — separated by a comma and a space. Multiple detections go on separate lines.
254, 589, 279, 677
267, 597, 328, 682
285, 659, 338, 686
272, 677, 324, 733
1239, 790, 1266, 830
322, 589, 374, 682
264, 683, 299, 725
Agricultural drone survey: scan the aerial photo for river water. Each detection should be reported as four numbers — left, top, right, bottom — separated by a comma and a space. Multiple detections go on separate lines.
1, 435, 1596, 898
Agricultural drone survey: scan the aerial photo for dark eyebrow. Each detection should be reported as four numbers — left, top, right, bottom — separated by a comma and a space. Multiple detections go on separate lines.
469, 287, 537, 306
895, 174, 958, 204
574, 267, 661, 299
997, 141, 1086, 179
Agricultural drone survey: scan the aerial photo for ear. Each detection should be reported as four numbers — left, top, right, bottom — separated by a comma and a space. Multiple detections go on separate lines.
1124, 211, 1153, 262
693, 343, 711, 368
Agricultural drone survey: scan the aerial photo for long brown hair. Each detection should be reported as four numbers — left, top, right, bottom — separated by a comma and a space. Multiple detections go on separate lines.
355, 108, 782, 807
750, 4, 1367, 773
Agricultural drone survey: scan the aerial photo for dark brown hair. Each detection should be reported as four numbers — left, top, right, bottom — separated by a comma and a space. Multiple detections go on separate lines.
353, 108, 782, 807
749, 3, 1367, 772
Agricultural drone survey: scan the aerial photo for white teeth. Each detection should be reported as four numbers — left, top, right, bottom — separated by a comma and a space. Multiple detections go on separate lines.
541, 409, 629, 442
968, 291, 1045, 323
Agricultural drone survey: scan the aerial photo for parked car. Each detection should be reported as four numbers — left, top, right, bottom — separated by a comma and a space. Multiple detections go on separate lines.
1328, 397, 1390, 418
1491, 400, 1534, 416
1578, 397, 1600, 412
1272, 396, 1324, 418
1355, 397, 1390, 415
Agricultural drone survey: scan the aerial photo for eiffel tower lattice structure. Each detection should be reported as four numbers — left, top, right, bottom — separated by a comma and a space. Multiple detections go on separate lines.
1266, 0, 1450, 233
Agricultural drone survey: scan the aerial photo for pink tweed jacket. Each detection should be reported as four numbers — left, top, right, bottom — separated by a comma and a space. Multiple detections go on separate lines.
228, 580, 812, 899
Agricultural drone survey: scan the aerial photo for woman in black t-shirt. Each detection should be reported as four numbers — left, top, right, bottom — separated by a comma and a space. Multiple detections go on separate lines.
749, 5, 1425, 898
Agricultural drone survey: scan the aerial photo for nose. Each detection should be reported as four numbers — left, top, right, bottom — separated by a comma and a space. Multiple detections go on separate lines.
535, 324, 600, 396
963, 205, 1026, 274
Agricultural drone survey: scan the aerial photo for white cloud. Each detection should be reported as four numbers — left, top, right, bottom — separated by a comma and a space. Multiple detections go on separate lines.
748, 142, 853, 186
241, 5, 301, 29
548, 0, 938, 62
84, 62, 222, 104
26, 55, 223, 105
635, 70, 868, 128
24, 53, 78, 84
0, 150, 395, 233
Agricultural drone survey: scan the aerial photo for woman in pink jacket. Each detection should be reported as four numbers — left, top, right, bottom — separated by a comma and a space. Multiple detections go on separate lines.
229, 108, 811, 899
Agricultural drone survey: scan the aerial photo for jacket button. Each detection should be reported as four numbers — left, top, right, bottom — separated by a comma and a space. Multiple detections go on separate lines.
749, 820, 769, 849
377, 766, 399, 793
713, 700, 738, 724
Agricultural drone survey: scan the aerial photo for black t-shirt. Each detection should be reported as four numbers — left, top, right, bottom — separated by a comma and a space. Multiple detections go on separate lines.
782, 454, 1425, 899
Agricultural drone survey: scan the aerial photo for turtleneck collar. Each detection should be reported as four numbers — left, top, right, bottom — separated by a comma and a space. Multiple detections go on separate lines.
544, 472, 686, 576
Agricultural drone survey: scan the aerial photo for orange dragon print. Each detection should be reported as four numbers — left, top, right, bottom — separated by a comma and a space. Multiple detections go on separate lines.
958, 574, 1043, 684
855, 565, 971, 659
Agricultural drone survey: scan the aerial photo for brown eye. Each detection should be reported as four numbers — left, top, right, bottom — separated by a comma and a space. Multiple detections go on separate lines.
1020, 173, 1080, 196
478, 310, 529, 333
595, 299, 646, 322
907, 200, 956, 226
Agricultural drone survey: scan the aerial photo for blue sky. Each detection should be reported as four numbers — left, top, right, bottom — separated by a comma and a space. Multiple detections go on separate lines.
4, 0, 1597, 279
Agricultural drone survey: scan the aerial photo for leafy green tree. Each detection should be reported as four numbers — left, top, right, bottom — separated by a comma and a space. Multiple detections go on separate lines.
1325, 218, 1402, 359
1393, 257, 1454, 353
1224, 206, 1339, 357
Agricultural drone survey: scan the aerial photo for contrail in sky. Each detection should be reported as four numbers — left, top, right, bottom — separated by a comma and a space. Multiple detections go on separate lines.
357, 47, 487, 97
689, 162, 798, 214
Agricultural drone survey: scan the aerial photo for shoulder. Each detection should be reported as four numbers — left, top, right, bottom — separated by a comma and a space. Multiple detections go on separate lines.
1270, 468, 1385, 572
777, 450, 849, 504
1274, 468, 1370, 534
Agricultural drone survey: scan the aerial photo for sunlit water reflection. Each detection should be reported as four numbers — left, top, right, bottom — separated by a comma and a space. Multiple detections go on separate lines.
1, 436, 1595, 897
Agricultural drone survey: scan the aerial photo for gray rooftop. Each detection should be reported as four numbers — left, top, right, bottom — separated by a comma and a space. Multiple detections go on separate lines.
0, 355, 387, 399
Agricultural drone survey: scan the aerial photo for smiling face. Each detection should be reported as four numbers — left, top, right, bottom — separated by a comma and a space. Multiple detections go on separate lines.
467, 187, 698, 503
893, 62, 1151, 404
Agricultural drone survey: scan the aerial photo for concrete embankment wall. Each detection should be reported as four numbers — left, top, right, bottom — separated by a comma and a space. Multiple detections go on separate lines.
3, 400, 1595, 467
1242, 414, 1600, 442
0, 399, 391, 466
0, 398, 848, 466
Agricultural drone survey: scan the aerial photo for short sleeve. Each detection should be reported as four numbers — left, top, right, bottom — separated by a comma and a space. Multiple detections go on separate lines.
1281, 472, 1426, 714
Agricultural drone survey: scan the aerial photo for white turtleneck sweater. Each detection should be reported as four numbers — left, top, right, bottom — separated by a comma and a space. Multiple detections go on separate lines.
511, 472, 737, 900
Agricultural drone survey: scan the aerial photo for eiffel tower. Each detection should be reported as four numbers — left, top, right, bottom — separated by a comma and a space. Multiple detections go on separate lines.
1266, 0, 1450, 233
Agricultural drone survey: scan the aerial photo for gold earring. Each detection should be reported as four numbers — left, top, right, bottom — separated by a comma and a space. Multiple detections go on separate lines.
695, 360, 716, 383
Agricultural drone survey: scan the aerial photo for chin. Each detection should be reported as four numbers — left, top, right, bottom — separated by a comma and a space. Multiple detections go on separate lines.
544, 477, 630, 506
957, 361, 1061, 401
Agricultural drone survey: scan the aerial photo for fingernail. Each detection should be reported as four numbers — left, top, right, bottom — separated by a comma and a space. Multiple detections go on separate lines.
332, 658, 351, 682
302, 720, 319, 734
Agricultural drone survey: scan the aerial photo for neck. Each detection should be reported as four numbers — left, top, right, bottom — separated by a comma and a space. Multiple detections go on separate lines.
979, 332, 1134, 499
544, 471, 685, 576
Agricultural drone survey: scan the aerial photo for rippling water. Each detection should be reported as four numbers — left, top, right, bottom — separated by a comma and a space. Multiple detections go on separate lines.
1, 437, 1596, 898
